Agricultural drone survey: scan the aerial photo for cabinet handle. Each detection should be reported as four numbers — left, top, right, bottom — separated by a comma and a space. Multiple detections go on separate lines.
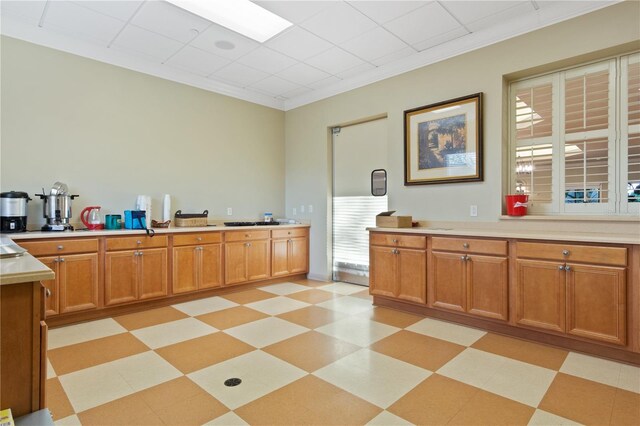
558, 265, 565, 270
288, 231, 291, 235
59, 258, 65, 262
245, 234, 251, 237
134, 252, 139, 256
136, 240, 142, 245
197, 237, 202, 241
562, 249, 570, 256
392, 239, 398, 243
45, 288, 52, 298
461, 255, 466, 261
463, 243, 469, 249
53, 258, 59, 263
57, 245, 64, 250
565, 265, 571, 271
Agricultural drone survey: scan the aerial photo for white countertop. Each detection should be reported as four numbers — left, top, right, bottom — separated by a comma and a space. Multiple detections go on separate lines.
368, 226, 640, 245
3, 223, 310, 241
0, 251, 55, 285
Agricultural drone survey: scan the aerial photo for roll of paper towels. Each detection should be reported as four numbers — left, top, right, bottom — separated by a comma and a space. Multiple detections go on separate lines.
163, 194, 171, 222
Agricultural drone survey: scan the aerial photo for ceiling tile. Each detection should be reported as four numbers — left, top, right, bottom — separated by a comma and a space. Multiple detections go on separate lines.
442, 1, 528, 25
0, 1, 46, 24
307, 75, 342, 90
348, 1, 429, 24
265, 26, 333, 61
412, 27, 469, 52
371, 46, 416, 66
280, 86, 314, 99
189, 23, 259, 60
336, 62, 377, 80
131, 1, 210, 43
341, 27, 407, 62
211, 62, 269, 88
445, 1, 535, 32
42, 1, 125, 44
277, 63, 330, 86
166, 46, 230, 76
248, 75, 302, 97
305, 47, 367, 76
253, 1, 332, 24
74, 1, 143, 21
299, 2, 377, 45
112, 25, 183, 61
384, 2, 462, 47
237, 46, 297, 74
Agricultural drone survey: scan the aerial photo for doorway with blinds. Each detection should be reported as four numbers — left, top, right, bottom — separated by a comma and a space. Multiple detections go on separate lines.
332, 116, 388, 285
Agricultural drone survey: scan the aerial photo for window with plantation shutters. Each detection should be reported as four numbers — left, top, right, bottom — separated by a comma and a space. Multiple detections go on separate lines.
509, 53, 639, 216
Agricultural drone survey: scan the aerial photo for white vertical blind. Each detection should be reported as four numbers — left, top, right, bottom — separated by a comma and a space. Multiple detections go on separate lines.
622, 53, 640, 213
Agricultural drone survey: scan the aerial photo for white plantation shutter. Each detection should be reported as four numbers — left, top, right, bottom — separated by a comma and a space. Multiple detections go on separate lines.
622, 53, 640, 214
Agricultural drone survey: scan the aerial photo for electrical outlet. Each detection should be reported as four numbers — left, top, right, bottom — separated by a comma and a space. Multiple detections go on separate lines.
470, 205, 478, 217
308, 204, 313, 213
227, 208, 232, 216
292, 207, 297, 216
300, 205, 305, 213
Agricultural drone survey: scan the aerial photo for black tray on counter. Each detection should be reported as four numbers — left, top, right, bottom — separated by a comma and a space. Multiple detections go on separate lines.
224, 221, 280, 226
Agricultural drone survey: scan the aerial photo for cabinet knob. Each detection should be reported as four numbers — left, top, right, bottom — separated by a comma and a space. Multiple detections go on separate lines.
53, 258, 59, 263
565, 265, 571, 271
45, 288, 52, 298
463, 243, 469, 249
562, 249, 570, 256
288, 231, 291, 235
57, 245, 64, 250
59, 258, 65, 262
136, 240, 142, 245
392, 239, 398, 243
288, 239, 292, 243
245, 234, 250, 237
558, 265, 565, 270
197, 237, 202, 241
461, 255, 467, 260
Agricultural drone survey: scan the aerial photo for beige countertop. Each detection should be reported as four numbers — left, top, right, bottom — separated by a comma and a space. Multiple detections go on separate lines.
0, 251, 55, 285
2, 223, 310, 241
368, 226, 640, 245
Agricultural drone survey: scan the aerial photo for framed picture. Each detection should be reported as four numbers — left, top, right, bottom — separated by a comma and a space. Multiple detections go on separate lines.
404, 93, 483, 185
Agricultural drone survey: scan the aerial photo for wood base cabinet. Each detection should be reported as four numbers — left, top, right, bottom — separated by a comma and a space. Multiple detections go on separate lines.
225, 230, 270, 285
173, 233, 223, 294
271, 228, 309, 277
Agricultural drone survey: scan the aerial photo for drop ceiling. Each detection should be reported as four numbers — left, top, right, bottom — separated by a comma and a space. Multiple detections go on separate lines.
0, 0, 618, 111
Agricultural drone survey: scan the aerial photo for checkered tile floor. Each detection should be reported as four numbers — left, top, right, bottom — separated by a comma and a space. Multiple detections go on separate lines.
46, 280, 639, 425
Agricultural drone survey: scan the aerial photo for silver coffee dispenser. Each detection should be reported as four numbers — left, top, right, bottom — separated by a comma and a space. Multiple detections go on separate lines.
35, 182, 79, 231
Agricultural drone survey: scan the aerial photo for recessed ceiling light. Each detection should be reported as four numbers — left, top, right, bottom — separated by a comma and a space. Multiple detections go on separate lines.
215, 40, 235, 50
166, 0, 292, 43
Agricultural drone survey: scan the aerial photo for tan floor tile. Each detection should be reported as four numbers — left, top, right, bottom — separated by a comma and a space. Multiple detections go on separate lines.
449, 387, 535, 425
388, 374, 477, 425
136, 377, 228, 425
472, 333, 568, 370
611, 388, 640, 425
77, 393, 163, 426
156, 332, 254, 374
113, 306, 189, 331
196, 306, 269, 330
277, 305, 347, 329
291, 278, 331, 288
351, 289, 373, 300
539, 373, 617, 425
358, 307, 424, 328
235, 375, 381, 425
263, 331, 361, 372
370, 330, 465, 371
46, 378, 74, 421
287, 289, 338, 304
48, 333, 149, 375
220, 289, 277, 304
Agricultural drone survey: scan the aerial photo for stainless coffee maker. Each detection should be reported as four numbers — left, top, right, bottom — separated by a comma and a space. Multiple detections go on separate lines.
35, 182, 79, 231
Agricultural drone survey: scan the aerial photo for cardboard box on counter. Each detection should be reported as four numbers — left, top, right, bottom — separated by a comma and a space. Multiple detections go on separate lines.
376, 211, 412, 228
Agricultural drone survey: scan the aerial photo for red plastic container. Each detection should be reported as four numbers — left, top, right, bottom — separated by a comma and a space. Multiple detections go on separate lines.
505, 194, 529, 216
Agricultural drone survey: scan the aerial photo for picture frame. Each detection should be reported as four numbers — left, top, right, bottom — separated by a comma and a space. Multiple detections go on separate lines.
404, 93, 483, 185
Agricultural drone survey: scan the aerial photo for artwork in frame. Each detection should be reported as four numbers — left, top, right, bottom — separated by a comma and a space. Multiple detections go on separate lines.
404, 93, 483, 185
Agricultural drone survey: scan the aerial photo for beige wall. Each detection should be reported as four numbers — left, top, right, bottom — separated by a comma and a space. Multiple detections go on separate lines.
284, 2, 640, 279
1, 36, 285, 228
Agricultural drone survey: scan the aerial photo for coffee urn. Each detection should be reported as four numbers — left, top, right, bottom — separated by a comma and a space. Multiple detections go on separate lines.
0, 191, 31, 232
35, 182, 79, 231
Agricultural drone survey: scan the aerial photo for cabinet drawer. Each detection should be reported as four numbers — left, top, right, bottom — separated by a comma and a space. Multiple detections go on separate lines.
19, 238, 98, 256
106, 235, 168, 251
517, 242, 627, 266
173, 232, 222, 246
225, 230, 269, 242
370, 233, 426, 249
432, 237, 507, 256
271, 228, 308, 239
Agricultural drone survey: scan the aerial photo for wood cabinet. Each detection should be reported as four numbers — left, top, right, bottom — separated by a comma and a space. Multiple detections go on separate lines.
18, 239, 100, 316
430, 237, 509, 321
105, 236, 168, 306
173, 233, 222, 294
271, 229, 309, 277
225, 238, 270, 285
370, 235, 426, 304
516, 242, 627, 346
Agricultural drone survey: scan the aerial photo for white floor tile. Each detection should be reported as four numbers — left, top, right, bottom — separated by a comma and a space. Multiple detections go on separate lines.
316, 296, 373, 315
560, 352, 621, 388
313, 349, 431, 408
437, 348, 505, 388
59, 352, 181, 412
406, 317, 485, 346
224, 317, 308, 348
245, 296, 310, 315
258, 282, 310, 295
172, 296, 238, 316
47, 358, 56, 379
618, 363, 640, 393
528, 409, 582, 425
204, 411, 249, 425
366, 410, 413, 425
188, 350, 306, 409
131, 317, 217, 349
317, 282, 366, 295
315, 316, 399, 347
54, 414, 82, 426
48, 318, 126, 349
